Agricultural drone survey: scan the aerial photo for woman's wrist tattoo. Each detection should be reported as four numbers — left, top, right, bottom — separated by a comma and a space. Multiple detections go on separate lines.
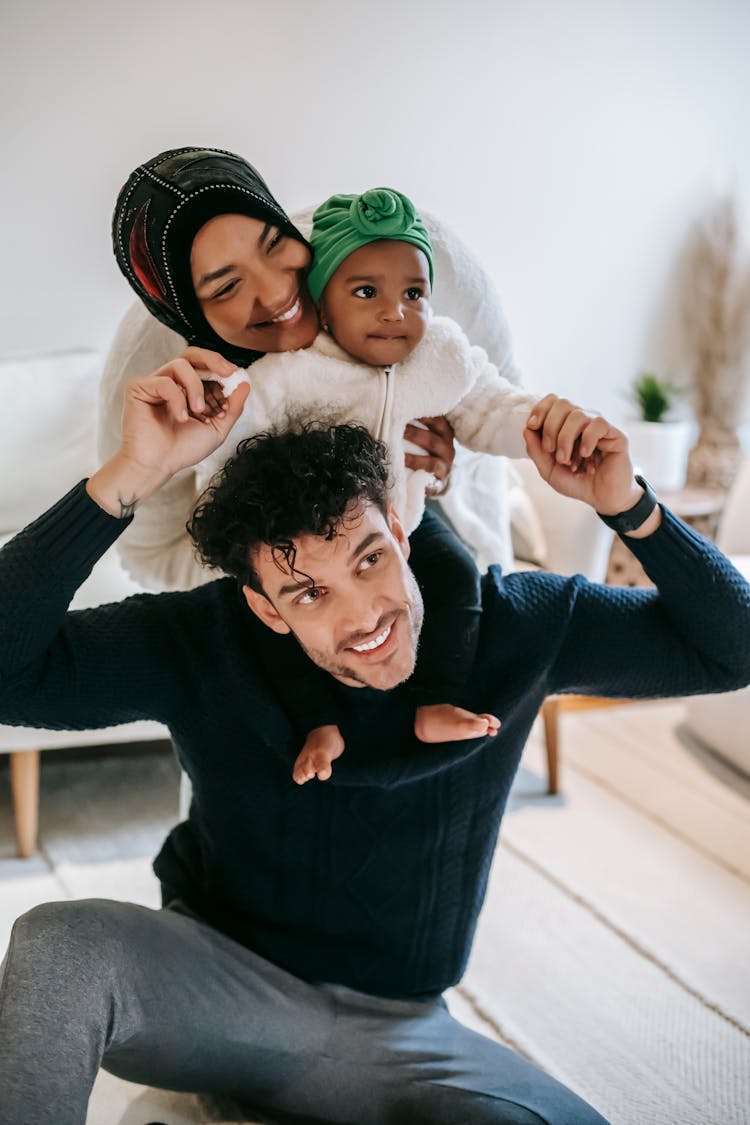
118, 495, 139, 519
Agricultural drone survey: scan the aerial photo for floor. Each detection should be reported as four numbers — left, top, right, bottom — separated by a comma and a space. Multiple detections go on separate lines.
1, 701, 748, 1125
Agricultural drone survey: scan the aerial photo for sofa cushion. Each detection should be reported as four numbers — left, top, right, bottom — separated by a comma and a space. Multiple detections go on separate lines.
0, 349, 100, 534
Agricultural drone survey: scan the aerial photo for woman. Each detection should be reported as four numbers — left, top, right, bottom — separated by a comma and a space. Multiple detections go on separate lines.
100, 146, 522, 590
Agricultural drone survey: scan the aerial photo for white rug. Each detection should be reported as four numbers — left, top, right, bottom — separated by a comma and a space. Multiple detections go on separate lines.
1, 703, 749, 1125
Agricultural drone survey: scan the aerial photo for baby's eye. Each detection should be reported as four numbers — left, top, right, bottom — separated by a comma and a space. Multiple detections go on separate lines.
405, 287, 424, 301
353, 285, 376, 299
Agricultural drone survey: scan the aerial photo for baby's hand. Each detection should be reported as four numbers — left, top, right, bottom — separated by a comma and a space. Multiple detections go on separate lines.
292, 725, 345, 785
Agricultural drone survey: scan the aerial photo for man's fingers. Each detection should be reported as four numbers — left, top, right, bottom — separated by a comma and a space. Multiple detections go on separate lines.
526, 394, 558, 432
523, 427, 556, 481
165, 358, 212, 417
133, 375, 193, 422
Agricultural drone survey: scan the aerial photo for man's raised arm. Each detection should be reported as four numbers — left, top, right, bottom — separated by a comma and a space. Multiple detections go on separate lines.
521, 396, 750, 700
0, 359, 248, 725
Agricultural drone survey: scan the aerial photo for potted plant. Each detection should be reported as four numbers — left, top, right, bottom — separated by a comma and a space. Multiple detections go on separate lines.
627, 372, 692, 490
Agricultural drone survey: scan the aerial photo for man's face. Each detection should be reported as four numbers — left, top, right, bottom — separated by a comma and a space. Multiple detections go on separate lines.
243, 503, 424, 690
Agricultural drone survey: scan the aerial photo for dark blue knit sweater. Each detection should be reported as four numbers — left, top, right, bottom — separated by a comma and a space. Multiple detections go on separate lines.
2, 483, 749, 998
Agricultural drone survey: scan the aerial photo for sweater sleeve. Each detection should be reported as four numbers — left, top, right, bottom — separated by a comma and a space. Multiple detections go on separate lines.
0, 483, 185, 730
447, 344, 538, 460
546, 508, 750, 698
97, 302, 210, 592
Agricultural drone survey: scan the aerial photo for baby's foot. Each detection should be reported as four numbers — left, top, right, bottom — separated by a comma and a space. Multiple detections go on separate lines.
292, 724, 345, 785
414, 704, 501, 744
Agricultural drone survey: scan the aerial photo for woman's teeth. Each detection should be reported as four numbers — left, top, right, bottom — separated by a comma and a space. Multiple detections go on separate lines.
271, 298, 300, 323
351, 624, 392, 653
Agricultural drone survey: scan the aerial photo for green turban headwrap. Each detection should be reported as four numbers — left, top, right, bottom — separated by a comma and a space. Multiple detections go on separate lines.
307, 187, 434, 303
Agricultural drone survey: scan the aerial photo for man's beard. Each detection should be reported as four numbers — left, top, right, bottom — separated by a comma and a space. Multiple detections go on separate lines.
292, 568, 424, 688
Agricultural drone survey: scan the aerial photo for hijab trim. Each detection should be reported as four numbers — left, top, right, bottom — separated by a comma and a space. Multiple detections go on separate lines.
115, 175, 293, 334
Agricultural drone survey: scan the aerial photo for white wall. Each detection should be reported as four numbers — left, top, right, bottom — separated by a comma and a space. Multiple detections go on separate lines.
2, 0, 750, 426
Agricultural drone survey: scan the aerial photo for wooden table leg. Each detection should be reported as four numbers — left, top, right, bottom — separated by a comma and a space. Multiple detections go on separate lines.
9, 750, 40, 858
541, 698, 560, 795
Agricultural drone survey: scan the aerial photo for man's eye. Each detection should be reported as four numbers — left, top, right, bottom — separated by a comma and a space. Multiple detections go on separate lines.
297, 587, 322, 605
405, 287, 423, 300
360, 551, 382, 570
353, 285, 376, 299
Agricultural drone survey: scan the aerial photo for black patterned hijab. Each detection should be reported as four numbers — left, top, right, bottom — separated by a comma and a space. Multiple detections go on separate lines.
112, 147, 308, 366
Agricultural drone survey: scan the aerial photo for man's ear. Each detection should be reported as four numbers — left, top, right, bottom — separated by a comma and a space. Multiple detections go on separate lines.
386, 503, 410, 561
242, 586, 292, 635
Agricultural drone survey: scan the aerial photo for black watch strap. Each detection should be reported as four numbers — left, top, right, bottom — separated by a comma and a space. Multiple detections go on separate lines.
598, 475, 658, 534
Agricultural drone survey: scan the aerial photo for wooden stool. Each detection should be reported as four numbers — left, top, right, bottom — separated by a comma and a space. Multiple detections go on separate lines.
540, 696, 630, 795
8, 750, 40, 858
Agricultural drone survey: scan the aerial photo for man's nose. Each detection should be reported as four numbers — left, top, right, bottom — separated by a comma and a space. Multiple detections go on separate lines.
340, 590, 385, 642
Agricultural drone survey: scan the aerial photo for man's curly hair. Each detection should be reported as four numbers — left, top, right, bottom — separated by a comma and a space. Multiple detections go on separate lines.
188, 421, 391, 592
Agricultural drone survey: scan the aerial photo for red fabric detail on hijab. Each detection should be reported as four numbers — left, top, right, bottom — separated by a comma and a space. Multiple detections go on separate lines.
128, 202, 176, 311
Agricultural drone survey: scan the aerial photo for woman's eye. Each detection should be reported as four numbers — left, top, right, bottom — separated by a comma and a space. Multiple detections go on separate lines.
405, 287, 424, 300
353, 285, 376, 299
212, 279, 239, 300
267, 230, 284, 253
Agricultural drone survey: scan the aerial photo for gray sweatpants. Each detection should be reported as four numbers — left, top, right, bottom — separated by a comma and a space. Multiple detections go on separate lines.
0, 899, 609, 1125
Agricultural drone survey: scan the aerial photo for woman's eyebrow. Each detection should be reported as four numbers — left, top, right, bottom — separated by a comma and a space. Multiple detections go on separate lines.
195, 265, 235, 292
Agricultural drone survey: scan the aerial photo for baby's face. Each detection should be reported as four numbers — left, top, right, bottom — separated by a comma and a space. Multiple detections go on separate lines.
319, 240, 431, 366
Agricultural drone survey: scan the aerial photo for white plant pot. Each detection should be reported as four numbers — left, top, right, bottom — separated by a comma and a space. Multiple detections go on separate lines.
626, 420, 693, 491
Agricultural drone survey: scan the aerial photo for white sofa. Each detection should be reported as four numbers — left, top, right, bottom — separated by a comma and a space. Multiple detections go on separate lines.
0, 350, 168, 856
684, 456, 750, 775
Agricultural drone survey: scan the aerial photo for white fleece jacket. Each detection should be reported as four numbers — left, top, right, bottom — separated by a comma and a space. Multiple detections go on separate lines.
98, 208, 524, 590
199, 319, 536, 536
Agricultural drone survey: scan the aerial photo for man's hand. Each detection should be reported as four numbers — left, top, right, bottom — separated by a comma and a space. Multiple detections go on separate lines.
524, 395, 660, 535
403, 416, 456, 497
88, 349, 250, 517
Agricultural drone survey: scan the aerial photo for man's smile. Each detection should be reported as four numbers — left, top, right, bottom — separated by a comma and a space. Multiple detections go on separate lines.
350, 623, 392, 653
343, 613, 401, 663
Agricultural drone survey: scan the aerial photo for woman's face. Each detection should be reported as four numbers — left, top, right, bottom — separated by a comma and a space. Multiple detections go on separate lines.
190, 214, 319, 353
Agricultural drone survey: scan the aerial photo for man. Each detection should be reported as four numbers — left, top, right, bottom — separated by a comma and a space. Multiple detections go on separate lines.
0, 363, 748, 1125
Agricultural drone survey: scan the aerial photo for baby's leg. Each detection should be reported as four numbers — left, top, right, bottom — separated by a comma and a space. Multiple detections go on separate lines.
292, 725, 345, 785
408, 511, 499, 743
255, 628, 346, 782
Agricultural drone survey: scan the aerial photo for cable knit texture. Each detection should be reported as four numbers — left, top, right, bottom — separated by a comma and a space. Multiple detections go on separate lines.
2, 484, 749, 998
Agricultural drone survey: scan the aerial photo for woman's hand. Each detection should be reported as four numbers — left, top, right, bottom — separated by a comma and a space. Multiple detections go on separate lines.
403, 416, 456, 497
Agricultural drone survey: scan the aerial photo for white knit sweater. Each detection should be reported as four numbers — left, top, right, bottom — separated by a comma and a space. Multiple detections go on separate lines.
98, 209, 524, 590
199, 320, 536, 536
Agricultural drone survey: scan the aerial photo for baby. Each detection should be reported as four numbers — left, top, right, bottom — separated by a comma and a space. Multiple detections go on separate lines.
200, 188, 539, 784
